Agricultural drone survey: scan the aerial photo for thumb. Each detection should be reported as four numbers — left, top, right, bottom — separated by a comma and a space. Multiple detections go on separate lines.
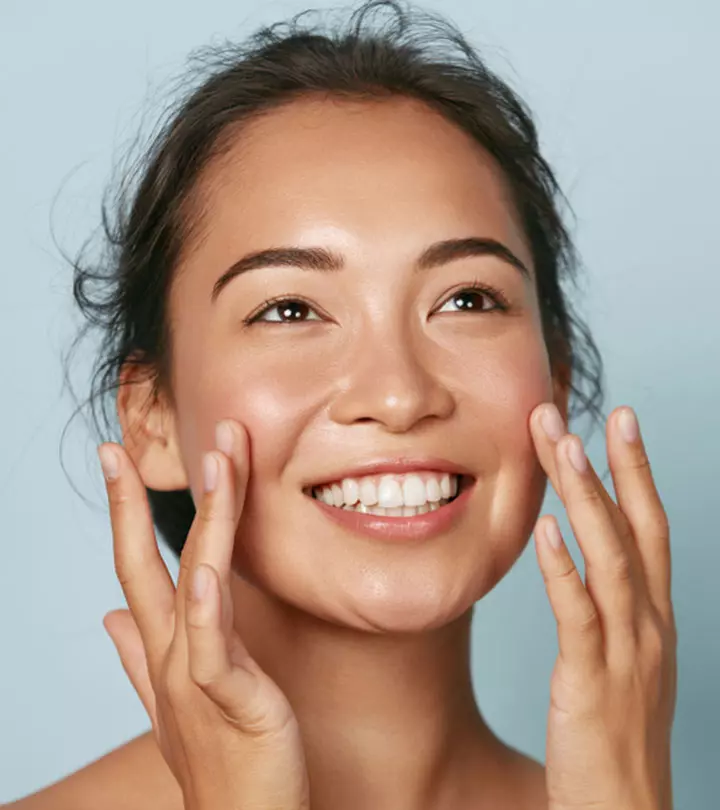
104, 609, 158, 729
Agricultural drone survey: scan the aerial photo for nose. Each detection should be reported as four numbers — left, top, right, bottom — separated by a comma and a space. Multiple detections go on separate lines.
327, 328, 455, 433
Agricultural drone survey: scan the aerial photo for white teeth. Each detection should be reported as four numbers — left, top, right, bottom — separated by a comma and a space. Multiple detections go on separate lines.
311, 471, 463, 509
426, 478, 442, 502
359, 479, 378, 506
401, 474, 427, 507
342, 478, 360, 506
377, 476, 403, 508
333, 499, 451, 516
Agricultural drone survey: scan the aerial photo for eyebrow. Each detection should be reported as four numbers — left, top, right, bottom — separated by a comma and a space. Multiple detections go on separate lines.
210, 236, 531, 302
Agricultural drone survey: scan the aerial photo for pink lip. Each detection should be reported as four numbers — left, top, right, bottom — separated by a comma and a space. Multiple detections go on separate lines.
303, 456, 474, 491
307, 480, 475, 543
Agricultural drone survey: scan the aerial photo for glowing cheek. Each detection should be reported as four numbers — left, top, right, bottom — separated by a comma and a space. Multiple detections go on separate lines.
241, 382, 303, 433
218, 373, 324, 477
460, 333, 553, 452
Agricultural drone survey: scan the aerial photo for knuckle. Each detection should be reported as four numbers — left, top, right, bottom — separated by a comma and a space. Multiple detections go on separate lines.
552, 562, 577, 585
195, 500, 217, 526
608, 553, 633, 583
574, 606, 601, 635
195, 497, 233, 529
163, 661, 190, 704
106, 484, 131, 509
573, 485, 603, 509
190, 664, 220, 690
625, 452, 652, 474
640, 613, 668, 665
115, 569, 135, 593
645, 513, 670, 542
113, 550, 148, 587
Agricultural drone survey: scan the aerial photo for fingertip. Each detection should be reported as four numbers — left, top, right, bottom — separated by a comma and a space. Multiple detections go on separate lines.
191, 564, 214, 604
533, 515, 564, 564
543, 516, 565, 552
215, 420, 249, 470
98, 443, 120, 482
528, 405, 545, 436
103, 608, 127, 633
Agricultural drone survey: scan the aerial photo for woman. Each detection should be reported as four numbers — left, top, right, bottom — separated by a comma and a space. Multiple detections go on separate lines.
20, 1, 676, 808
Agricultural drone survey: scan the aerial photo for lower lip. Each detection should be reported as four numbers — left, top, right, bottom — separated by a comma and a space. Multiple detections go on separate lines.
307, 481, 474, 542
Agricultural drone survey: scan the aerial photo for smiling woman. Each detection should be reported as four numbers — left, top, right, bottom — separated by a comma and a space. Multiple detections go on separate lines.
24, 1, 680, 809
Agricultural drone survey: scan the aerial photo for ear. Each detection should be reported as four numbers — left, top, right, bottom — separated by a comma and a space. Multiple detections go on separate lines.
116, 360, 189, 491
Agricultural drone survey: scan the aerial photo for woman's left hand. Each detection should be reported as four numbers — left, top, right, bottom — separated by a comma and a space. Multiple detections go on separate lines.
529, 403, 678, 810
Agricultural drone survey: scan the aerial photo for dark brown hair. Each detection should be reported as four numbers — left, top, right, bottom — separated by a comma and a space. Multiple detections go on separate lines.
61, 0, 606, 560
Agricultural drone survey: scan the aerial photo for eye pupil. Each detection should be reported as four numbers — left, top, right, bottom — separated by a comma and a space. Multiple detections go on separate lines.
280, 301, 308, 321
454, 292, 479, 310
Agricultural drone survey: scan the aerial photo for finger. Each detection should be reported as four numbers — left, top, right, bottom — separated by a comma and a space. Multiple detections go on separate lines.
530, 404, 648, 602
104, 609, 158, 730
534, 515, 604, 673
182, 442, 238, 673
187, 563, 294, 735
185, 562, 261, 721
606, 407, 673, 625
98, 443, 176, 678
190, 421, 249, 629
555, 432, 639, 661
174, 421, 249, 648
531, 403, 626, 526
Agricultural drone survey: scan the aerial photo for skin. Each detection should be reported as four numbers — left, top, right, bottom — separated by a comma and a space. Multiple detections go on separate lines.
115, 95, 570, 810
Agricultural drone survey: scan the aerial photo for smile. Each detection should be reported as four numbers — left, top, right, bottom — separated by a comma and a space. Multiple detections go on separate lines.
310, 471, 462, 516
303, 469, 475, 542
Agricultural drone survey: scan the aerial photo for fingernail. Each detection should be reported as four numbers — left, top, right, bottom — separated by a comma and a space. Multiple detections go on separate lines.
193, 565, 211, 602
216, 420, 234, 456
545, 519, 564, 551
98, 445, 119, 481
619, 408, 639, 443
567, 436, 588, 473
541, 405, 565, 442
203, 452, 219, 492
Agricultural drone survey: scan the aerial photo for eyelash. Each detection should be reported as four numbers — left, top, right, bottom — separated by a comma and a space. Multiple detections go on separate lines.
242, 281, 510, 326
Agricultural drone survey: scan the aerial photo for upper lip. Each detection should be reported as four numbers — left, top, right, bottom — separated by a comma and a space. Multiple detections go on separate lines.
302, 456, 475, 490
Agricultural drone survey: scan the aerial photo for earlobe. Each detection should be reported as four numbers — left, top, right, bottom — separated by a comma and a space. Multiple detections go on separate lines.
115, 362, 190, 491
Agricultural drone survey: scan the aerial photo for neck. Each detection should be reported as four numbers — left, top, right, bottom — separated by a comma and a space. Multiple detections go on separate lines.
230, 576, 521, 810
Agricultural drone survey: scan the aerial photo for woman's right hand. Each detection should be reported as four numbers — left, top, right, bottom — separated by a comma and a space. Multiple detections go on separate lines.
99, 418, 310, 810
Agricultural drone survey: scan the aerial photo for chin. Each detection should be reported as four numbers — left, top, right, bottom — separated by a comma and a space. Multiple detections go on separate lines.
297, 562, 486, 635
347, 598, 476, 635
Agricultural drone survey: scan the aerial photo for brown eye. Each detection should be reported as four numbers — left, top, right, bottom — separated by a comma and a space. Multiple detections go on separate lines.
249, 298, 322, 324
435, 286, 504, 314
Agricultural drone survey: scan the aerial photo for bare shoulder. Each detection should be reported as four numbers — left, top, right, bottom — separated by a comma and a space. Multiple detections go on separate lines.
2, 731, 183, 810
513, 751, 548, 810
484, 742, 547, 810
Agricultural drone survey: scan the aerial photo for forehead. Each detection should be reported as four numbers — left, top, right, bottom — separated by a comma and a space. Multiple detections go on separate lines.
178, 95, 532, 283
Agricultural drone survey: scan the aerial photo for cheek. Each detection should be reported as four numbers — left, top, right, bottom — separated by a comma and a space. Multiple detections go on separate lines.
458, 321, 554, 440
493, 345, 553, 565
186, 358, 330, 486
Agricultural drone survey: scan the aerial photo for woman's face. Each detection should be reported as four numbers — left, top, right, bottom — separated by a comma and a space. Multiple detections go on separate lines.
165, 96, 559, 632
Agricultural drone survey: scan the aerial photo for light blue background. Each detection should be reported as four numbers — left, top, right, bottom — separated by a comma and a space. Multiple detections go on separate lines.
1, 0, 718, 806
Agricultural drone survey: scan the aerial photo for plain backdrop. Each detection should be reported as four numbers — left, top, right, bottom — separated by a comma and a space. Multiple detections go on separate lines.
1, 0, 718, 806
